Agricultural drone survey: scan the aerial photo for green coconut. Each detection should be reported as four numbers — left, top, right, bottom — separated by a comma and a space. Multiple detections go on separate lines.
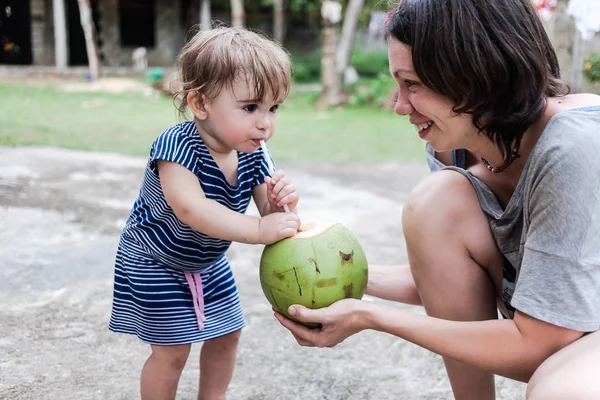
259, 222, 368, 328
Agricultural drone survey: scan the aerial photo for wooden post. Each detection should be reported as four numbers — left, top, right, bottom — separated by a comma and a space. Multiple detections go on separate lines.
274, 0, 284, 43
231, 0, 244, 28
52, 0, 68, 73
78, 0, 100, 80
200, 0, 211, 30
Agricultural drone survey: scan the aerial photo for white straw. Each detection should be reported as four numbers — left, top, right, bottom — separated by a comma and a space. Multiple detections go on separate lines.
260, 140, 290, 212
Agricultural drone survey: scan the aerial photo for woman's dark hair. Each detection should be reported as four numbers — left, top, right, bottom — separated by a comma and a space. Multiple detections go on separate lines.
385, 0, 569, 158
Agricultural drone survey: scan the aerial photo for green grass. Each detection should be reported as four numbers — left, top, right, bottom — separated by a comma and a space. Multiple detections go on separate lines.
0, 81, 425, 162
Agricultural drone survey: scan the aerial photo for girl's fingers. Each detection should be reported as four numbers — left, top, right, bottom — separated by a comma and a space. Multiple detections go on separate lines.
277, 192, 298, 207
271, 179, 288, 197
273, 184, 296, 202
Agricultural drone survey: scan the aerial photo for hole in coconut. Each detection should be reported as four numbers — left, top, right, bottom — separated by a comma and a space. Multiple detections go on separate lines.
293, 222, 336, 239
339, 250, 354, 264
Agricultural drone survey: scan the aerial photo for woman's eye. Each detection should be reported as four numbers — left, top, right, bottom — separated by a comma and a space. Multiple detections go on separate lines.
269, 105, 279, 113
405, 80, 418, 89
243, 104, 257, 112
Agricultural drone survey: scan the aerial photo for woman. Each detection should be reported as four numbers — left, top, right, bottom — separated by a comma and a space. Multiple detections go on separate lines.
275, 0, 600, 399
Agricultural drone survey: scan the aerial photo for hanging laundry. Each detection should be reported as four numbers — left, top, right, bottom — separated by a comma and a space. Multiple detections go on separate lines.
567, 0, 600, 40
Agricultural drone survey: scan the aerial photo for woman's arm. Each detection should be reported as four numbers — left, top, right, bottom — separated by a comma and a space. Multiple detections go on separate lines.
365, 264, 422, 305
158, 160, 299, 244
275, 300, 584, 382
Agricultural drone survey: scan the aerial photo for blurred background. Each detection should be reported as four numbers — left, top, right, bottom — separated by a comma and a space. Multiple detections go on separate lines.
1, 0, 599, 161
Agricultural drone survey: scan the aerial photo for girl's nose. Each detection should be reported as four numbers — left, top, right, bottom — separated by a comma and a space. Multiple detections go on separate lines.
394, 88, 414, 116
256, 114, 272, 131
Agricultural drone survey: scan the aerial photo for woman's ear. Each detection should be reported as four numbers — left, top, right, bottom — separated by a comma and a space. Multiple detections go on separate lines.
187, 91, 209, 120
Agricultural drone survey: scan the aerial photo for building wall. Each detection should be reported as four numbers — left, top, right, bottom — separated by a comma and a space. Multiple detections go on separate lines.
98, 0, 184, 68
30, 0, 53, 65
26, 0, 185, 68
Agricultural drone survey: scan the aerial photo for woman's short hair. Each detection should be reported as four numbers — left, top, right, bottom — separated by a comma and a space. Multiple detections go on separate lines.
386, 0, 569, 157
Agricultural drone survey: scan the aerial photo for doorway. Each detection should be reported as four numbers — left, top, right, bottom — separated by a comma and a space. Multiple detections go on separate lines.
0, 0, 33, 64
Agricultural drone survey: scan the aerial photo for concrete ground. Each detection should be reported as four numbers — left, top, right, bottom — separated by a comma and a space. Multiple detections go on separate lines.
0, 147, 526, 399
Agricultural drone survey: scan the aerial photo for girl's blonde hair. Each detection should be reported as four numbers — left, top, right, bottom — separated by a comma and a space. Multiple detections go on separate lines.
173, 26, 291, 118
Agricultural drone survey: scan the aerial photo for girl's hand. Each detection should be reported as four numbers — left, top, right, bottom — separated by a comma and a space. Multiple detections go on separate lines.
273, 299, 367, 347
265, 170, 299, 213
258, 212, 301, 244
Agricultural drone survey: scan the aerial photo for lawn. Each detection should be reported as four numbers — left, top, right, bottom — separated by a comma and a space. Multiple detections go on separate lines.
0, 80, 425, 163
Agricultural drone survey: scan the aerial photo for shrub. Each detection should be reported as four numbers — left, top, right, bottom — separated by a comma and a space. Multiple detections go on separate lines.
584, 54, 600, 82
292, 49, 322, 83
348, 73, 396, 107
350, 49, 389, 78
292, 48, 390, 83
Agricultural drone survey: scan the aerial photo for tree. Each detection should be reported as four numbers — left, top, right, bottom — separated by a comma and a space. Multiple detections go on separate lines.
231, 0, 245, 28
77, 0, 100, 79
319, 0, 365, 108
336, 0, 364, 76
318, 0, 342, 108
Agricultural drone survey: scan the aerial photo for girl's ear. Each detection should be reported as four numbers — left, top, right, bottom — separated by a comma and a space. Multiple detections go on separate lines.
187, 91, 209, 120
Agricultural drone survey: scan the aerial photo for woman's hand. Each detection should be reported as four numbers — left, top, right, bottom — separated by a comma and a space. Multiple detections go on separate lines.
273, 299, 368, 347
265, 170, 299, 212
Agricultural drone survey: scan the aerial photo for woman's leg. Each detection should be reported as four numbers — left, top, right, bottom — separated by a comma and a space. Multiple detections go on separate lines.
403, 170, 505, 400
141, 344, 191, 400
526, 329, 600, 400
198, 329, 242, 400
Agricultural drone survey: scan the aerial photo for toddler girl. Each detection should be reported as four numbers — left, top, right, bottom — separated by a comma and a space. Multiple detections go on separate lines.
109, 27, 300, 400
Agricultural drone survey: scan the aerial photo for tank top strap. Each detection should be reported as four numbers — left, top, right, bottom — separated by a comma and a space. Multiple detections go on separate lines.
452, 149, 467, 169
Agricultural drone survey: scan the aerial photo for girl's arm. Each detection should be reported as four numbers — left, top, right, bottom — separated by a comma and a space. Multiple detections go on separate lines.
252, 170, 299, 216
365, 264, 422, 305
253, 184, 274, 217
158, 160, 299, 244
275, 300, 584, 382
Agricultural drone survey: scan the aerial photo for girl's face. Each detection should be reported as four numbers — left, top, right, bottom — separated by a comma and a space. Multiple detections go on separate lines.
388, 38, 479, 153
194, 79, 282, 154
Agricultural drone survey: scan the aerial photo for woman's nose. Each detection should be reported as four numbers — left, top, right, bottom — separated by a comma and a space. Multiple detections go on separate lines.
394, 88, 414, 116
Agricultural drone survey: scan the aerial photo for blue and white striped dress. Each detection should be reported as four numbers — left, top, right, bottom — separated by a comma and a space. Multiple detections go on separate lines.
109, 121, 272, 345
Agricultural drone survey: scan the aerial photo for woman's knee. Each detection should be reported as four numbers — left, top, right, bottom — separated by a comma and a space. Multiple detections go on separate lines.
527, 373, 600, 400
403, 170, 480, 237
403, 170, 503, 302
527, 331, 600, 400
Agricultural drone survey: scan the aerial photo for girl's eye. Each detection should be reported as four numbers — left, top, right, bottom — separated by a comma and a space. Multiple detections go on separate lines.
269, 105, 279, 113
243, 104, 257, 112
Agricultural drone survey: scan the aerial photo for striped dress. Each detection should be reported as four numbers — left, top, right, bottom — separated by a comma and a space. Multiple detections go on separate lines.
109, 121, 271, 345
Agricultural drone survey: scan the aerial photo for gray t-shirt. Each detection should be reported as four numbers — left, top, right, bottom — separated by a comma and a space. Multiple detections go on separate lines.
426, 106, 600, 332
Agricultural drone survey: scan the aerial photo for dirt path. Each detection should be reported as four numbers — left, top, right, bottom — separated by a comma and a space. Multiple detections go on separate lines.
0, 147, 526, 399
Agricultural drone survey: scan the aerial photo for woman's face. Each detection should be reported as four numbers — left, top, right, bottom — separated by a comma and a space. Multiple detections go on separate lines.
388, 38, 478, 152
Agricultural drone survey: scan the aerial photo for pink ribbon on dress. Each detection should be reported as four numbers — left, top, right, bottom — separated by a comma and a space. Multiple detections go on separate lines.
184, 271, 205, 330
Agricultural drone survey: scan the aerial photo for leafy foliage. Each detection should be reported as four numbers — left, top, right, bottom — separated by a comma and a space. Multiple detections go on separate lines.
584, 54, 600, 82
348, 73, 395, 107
